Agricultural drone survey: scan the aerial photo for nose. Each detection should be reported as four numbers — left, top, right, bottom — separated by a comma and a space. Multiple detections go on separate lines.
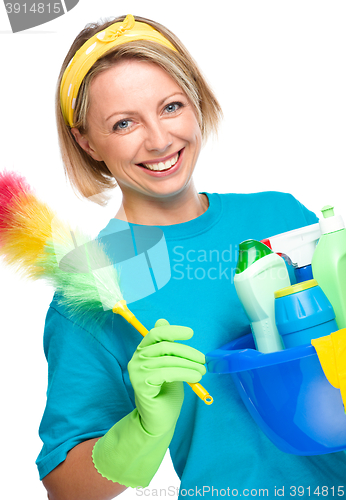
144, 118, 173, 154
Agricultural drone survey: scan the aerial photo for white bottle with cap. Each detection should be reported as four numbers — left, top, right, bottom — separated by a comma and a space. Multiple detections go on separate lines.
234, 239, 291, 353
311, 205, 346, 329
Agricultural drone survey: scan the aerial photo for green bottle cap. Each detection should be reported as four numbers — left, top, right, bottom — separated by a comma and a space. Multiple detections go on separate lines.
235, 239, 273, 274
321, 205, 335, 218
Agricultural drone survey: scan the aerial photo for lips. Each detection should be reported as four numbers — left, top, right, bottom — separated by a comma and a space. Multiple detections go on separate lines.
137, 149, 182, 172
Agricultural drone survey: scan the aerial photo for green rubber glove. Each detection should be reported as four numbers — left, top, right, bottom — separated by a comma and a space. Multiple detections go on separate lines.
92, 319, 206, 487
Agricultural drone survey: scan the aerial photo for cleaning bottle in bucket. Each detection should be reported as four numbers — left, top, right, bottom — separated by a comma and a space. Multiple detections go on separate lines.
234, 239, 291, 353
275, 279, 338, 348
261, 223, 321, 283
312, 205, 346, 329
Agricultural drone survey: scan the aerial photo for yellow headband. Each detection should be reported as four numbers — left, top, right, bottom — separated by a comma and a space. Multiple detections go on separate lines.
60, 14, 177, 127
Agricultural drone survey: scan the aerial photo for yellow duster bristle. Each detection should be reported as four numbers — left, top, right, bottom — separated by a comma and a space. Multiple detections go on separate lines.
1, 190, 69, 279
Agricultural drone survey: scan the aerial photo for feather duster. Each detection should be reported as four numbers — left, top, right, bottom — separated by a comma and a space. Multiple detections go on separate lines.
0, 170, 212, 403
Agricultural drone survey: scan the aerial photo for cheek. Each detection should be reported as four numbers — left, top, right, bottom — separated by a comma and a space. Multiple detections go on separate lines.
176, 112, 202, 144
99, 136, 137, 164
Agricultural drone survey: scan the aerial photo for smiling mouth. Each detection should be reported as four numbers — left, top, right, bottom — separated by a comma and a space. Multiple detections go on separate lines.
138, 150, 182, 172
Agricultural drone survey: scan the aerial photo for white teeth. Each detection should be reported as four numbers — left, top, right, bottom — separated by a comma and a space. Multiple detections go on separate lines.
143, 153, 179, 171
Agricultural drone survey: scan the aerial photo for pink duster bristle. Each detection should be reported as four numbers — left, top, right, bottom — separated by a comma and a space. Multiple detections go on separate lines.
0, 170, 59, 278
0, 170, 32, 238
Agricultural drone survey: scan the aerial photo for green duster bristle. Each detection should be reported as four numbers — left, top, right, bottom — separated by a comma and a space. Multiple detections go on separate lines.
37, 228, 124, 326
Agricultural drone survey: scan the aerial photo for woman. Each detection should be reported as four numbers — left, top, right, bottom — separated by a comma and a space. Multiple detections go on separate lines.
37, 14, 346, 500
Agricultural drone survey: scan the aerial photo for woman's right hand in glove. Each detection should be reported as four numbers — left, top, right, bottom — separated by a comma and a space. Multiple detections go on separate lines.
128, 318, 206, 436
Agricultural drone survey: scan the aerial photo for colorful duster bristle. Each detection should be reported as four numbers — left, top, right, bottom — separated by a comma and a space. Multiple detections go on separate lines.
41, 234, 124, 323
0, 170, 58, 279
0, 170, 123, 324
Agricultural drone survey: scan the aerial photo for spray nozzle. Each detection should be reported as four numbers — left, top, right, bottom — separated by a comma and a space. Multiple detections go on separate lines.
261, 223, 321, 269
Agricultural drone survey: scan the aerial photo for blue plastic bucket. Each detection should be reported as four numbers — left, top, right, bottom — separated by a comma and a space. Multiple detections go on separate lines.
206, 334, 346, 455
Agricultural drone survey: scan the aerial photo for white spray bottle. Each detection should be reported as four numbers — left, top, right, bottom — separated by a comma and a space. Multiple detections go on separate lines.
261, 223, 321, 283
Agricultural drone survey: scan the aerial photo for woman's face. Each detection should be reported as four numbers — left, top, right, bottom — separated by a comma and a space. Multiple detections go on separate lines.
76, 59, 202, 204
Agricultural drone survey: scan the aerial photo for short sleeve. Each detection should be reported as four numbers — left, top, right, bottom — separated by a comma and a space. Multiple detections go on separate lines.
35, 303, 135, 480
291, 196, 319, 226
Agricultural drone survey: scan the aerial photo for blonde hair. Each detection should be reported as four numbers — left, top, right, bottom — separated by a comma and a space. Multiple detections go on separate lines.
56, 15, 223, 204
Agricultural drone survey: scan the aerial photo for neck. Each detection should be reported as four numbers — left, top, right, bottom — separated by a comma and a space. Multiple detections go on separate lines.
115, 183, 209, 226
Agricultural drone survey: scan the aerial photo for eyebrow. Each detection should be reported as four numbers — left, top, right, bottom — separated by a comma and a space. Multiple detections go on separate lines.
105, 92, 186, 122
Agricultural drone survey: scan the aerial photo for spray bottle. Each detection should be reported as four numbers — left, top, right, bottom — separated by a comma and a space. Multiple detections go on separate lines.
234, 239, 291, 353
311, 205, 346, 329
261, 223, 321, 283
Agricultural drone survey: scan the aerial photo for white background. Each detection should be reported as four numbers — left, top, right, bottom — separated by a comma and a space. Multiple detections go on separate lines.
0, 1, 345, 498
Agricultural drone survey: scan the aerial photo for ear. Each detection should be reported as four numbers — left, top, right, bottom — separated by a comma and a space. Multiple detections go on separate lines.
70, 128, 103, 162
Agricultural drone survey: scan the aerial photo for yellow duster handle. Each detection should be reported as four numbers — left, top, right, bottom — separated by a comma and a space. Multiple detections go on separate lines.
113, 300, 213, 405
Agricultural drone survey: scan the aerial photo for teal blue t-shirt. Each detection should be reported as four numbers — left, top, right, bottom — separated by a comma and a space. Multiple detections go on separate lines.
36, 192, 346, 496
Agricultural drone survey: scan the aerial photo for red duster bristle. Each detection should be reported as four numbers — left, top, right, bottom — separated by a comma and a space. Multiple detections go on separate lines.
0, 170, 32, 234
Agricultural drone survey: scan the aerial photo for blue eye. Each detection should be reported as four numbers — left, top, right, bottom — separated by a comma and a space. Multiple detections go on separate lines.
113, 119, 131, 131
165, 102, 182, 113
